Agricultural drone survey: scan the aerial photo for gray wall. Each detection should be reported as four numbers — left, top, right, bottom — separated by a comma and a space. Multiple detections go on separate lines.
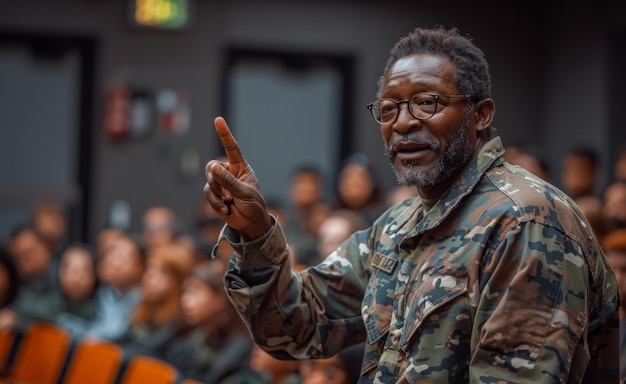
1, 0, 625, 243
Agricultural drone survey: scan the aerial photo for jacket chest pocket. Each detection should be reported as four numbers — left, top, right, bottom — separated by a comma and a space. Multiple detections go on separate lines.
363, 255, 418, 346
362, 266, 395, 345
399, 271, 468, 349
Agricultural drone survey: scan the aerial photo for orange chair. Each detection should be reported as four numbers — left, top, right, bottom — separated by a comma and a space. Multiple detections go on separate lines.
120, 355, 177, 384
9, 322, 72, 384
62, 339, 124, 384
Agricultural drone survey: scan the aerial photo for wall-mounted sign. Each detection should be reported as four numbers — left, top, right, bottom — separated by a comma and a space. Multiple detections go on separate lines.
129, 0, 189, 30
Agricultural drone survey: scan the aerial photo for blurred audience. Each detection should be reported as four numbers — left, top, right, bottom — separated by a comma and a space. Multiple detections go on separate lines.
67, 233, 145, 341
116, 242, 193, 360
166, 259, 253, 383
0, 224, 61, 330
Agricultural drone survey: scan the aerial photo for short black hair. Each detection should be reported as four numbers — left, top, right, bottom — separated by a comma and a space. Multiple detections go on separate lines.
378, 26, 491, 101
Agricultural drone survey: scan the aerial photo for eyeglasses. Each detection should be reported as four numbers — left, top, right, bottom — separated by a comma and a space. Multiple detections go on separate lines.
366, 93, 474, 125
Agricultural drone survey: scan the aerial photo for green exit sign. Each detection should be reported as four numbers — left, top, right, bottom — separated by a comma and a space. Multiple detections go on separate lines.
130, 0, 189, 29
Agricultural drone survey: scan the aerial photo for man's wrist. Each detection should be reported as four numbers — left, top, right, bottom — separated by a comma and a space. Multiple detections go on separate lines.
240, 214, 273, 242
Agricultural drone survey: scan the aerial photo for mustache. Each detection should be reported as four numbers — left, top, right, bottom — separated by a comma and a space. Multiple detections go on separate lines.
387, 133, 440, 152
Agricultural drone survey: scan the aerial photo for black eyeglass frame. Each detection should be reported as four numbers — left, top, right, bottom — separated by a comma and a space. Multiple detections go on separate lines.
366, 93, 475, 125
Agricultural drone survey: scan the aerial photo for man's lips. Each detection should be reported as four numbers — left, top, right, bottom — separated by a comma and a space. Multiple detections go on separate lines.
393, 142, 432, 154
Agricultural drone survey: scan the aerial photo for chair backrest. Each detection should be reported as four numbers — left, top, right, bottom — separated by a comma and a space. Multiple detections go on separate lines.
0, 329, 15, 369
10, 322, 72, 384
62, 339, 124, 384
120, 355, 177, 384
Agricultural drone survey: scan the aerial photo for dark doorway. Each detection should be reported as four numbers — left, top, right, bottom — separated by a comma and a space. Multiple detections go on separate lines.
0, 31, 97, 244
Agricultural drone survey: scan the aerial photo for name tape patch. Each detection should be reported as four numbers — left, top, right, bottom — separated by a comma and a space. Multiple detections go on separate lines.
372, 253, 397, 274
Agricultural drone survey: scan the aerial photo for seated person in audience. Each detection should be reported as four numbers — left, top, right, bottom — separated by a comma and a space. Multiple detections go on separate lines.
55, 243, 99, 337
298, 342, 365, 384
0, 224, 62, 330
116, 242, 193, 359
67, 233, 145, 341
0, 246, 20, 310
164, 259, 253, 383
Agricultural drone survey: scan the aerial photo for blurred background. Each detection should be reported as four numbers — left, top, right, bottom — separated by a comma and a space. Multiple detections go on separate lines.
1, 0, 626, 245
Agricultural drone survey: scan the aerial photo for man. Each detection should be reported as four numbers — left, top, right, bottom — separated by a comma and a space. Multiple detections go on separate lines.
203, 27, 619, 383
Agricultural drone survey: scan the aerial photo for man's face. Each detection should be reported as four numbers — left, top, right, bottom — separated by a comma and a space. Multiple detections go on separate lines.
380, 54, 476, 188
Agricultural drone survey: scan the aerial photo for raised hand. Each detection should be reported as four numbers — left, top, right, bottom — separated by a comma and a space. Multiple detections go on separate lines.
203, 117, 272, 241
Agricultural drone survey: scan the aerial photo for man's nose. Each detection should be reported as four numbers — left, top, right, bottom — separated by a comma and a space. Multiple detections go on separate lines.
393, 103, 419, 133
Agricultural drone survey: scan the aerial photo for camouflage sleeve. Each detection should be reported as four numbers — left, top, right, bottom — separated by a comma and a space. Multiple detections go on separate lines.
470, 220, 618, 383
222, 216, 368, 360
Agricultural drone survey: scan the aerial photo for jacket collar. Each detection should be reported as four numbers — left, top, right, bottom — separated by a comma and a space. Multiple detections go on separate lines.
386, 136, 505, 239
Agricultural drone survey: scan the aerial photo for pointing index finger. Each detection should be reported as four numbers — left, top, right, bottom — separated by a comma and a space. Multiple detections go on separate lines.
214, 116, 245, 164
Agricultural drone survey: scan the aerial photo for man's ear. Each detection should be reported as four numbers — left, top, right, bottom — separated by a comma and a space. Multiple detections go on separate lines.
473, 98, 495, 133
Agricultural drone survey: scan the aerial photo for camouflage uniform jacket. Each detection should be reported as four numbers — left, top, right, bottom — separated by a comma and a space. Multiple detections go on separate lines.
220, 137, 619, 383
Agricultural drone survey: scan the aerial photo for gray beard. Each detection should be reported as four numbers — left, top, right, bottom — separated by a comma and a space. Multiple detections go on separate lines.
384, 115, 473, 187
